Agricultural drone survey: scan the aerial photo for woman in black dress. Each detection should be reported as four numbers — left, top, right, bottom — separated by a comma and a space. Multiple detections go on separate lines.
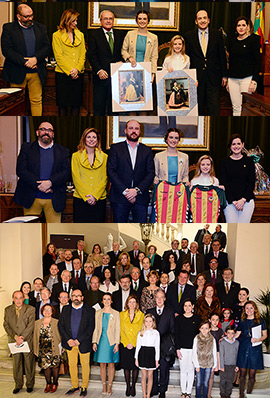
43, 243, 57, 277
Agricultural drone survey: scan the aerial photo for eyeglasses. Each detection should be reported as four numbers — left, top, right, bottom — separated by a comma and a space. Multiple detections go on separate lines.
19, 13, 34, 19
72, 294, 82, 298
39, 127, 54, 133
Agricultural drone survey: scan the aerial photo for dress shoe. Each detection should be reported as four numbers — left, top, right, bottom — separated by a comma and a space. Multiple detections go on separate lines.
80, 388, 87, 397
44, 384, 52, 393
50, 385, 58, 393
26, 388, 33, 393
13, 388, 21, 394
126, 386, 131, 397
65, 387, 80, 395
130, 385, 136, 397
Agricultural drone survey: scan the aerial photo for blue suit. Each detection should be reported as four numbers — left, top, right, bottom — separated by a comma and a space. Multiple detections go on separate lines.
107, 141, 154, 222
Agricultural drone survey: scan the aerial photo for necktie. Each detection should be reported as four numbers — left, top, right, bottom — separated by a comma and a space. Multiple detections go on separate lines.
134, 281, 138, 291
178, 285, 183, 303
76, 271, 79, 284
36, 292, 40, 302
191, 255, 195, 273
201, 31, 207, 56
64, 284, 67, 292
205, 246, 208, 255
80, 251, 83, 263
158, 308, 161, 316
86, 277, 90, 290
107, 31, 114, 54
162, 286, 166, 293
135, 251, 138, 259
225, 283, 229, 294
212, 271, 216, 285
16, 307, 21, 319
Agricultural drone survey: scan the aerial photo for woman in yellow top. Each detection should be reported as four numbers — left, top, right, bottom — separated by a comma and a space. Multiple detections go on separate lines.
52, 9, 86, 116
72, 128, 108, 222
120, 294, 144, 397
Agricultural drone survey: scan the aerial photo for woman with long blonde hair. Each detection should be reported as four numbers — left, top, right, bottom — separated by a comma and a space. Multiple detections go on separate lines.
163, 35, 190, 73
115, 252, 133, 282
191, 155, 221, 187
71, 128, 108, 222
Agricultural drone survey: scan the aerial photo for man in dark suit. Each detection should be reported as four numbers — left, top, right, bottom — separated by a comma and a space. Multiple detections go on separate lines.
53, 291, 69, 320
185, 10, 227, 115
3, 290, 35, 394
107, 241, 123, 267
212, 224, 227, 250
181, 241, 205, 277
78, 262, 95, 293
147, 290, 175, 398
58, 289, 95, 396
167, 270, 196, 316
203, 257, 223, 286
71, 258, 85, 286
13, 121, 70, 223
130, 267, 148, 299
29, 277, 44, 306
51, 270, 76, 303
216, 268, 241, 310
112, 275, 137, 312
107, 120, 155, 222
194, 224, 211, 247
205, 239, 229, 271
88, 9, 124, 115
162, 239, 182, 270
1, 4, 50, 116
128, 240, 142, 268
72, 240, 88, 266
35, 287, 56, 320
180, 238, 190, 255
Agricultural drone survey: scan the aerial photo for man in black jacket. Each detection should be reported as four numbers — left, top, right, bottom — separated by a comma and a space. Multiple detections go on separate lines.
58, 289, 95, 396
216, 268, 241, 309
147, 290, 175, 398
1, 4, 50, 116
185, 10, 227, 115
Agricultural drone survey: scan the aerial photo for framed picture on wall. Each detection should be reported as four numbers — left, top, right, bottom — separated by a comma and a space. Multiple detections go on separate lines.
156, 69, 198, 116
106, 116, 210, 151
111, 62, 153, 112
88, 2, 180, 31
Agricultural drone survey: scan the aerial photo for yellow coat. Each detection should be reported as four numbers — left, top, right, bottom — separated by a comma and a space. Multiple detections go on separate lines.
92, 308, 120, 346
52, 29, 86, 75
120, 310, 144, 347
72, 149, 108, 201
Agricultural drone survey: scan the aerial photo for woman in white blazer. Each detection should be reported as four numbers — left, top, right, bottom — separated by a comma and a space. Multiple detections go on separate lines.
154, 128, 189, 184
121, 10, 158, 81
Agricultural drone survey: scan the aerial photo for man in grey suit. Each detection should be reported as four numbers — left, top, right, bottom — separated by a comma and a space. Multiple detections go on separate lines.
3, 290, 35, 394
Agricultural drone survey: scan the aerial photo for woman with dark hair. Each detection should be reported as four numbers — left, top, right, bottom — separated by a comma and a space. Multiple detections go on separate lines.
220, 134, 256, 223
236, 301, 267, 398
99, 268, 119, 294
154, 128, 189, 185
233, 288, 250, 328
87, 244, 104, 268
162, 252, 179, 284
176, 299, 201, 398
43, 243, 57, 277
33, 303, 61, 393
122, 10, 158, 82
72, 128, 108, 223
227, 16, 261, 116
120, 294, 144, 397
52, 9, 86, 116
115, 252, 133, 282
194, 273, 207, 300
195, 283, 221, 321
92, 293, 120, 396
20, 281, 35, 306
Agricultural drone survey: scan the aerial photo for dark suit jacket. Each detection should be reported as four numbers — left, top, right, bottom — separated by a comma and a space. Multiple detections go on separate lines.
166, 283, 196, 315
28, 291, 37, 307
83, 289, 104, 308
51, 281, 76, 303
205, 251, 229, 271
203, 269, 223, 286
194, 229, 211, 247
128, 249, 142, 268
216, 281, 241, 310
149, 254, 162, 272
131, 278, 148, 299
58, 303, 95, 353
147, 306, 175, 337
161, 249, 182, 270
107, 250, 122, 267
88, 27, 124, 87
185, 28, 227, 86
107, 141, 155, 205
211, 231, 227, 249
111, 288, 138, 312
72, 250, 89, 266
13, 141, 70, 213
181, 252, 205, 274
1, 20, 50, 85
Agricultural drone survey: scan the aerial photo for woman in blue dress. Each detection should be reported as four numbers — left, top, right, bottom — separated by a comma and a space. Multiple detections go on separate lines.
92, 293, 120, 396
236, 301, 267, 398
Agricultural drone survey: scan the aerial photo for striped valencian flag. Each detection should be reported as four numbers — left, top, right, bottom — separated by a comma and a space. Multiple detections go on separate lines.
188, 186, 226, 223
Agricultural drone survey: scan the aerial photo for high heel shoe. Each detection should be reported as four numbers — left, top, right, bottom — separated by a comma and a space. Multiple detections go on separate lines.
107, 384, 112, 397
102, 382, 107, 395
44, 384, 52, 393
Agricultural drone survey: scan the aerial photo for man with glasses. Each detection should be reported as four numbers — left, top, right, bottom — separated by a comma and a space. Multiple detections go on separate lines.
1, 4, 50, 116
58, 289, 95, 396
203, 258, 223, 285
13, 121, 70, 223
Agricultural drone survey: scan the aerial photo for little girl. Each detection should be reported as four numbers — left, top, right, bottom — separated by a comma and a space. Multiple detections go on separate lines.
162, 35, 190, 72
135, 314, 160, 398
219, 308, 234, 333
192, 321, 217, 398
191, 155, 223, 188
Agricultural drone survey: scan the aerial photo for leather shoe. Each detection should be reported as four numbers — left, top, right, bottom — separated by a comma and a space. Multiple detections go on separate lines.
130, 386, 136, 397
50, 385, 58, 393
13, 388, 21, 394
126, 386, 131, 397
44, 384, 52, 393
26, 388, 33, 393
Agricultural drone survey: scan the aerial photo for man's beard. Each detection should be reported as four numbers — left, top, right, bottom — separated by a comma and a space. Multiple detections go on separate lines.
21, 20, 33, 28
126, 133, 139, 142
39, 134, 53, 145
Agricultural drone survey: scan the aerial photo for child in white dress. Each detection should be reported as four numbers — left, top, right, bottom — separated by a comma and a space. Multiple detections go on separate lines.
191, 155, 224, 188
163, 35, 190, 72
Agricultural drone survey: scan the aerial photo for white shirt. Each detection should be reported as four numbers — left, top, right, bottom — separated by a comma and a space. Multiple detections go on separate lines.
65, 261, 73, 272
224, 281, 232, 290
156, 305, 164, 316
122, 289, 130, 311
102, 28, 114, 42
135, 329, 160, 363
127, 141, 139, 171
163, 53, 190, 71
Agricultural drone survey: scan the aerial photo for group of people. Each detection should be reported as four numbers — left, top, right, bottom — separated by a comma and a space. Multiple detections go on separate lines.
4, 235, 267, 398
13, 119, 256, 223
0, 5, 261, 116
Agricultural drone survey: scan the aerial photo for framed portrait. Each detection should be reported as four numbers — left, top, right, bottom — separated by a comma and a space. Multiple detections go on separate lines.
106, 116, 210, 151
111, 62, 153, 112
156, 69, 198, 116
88, 2, 180, 31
